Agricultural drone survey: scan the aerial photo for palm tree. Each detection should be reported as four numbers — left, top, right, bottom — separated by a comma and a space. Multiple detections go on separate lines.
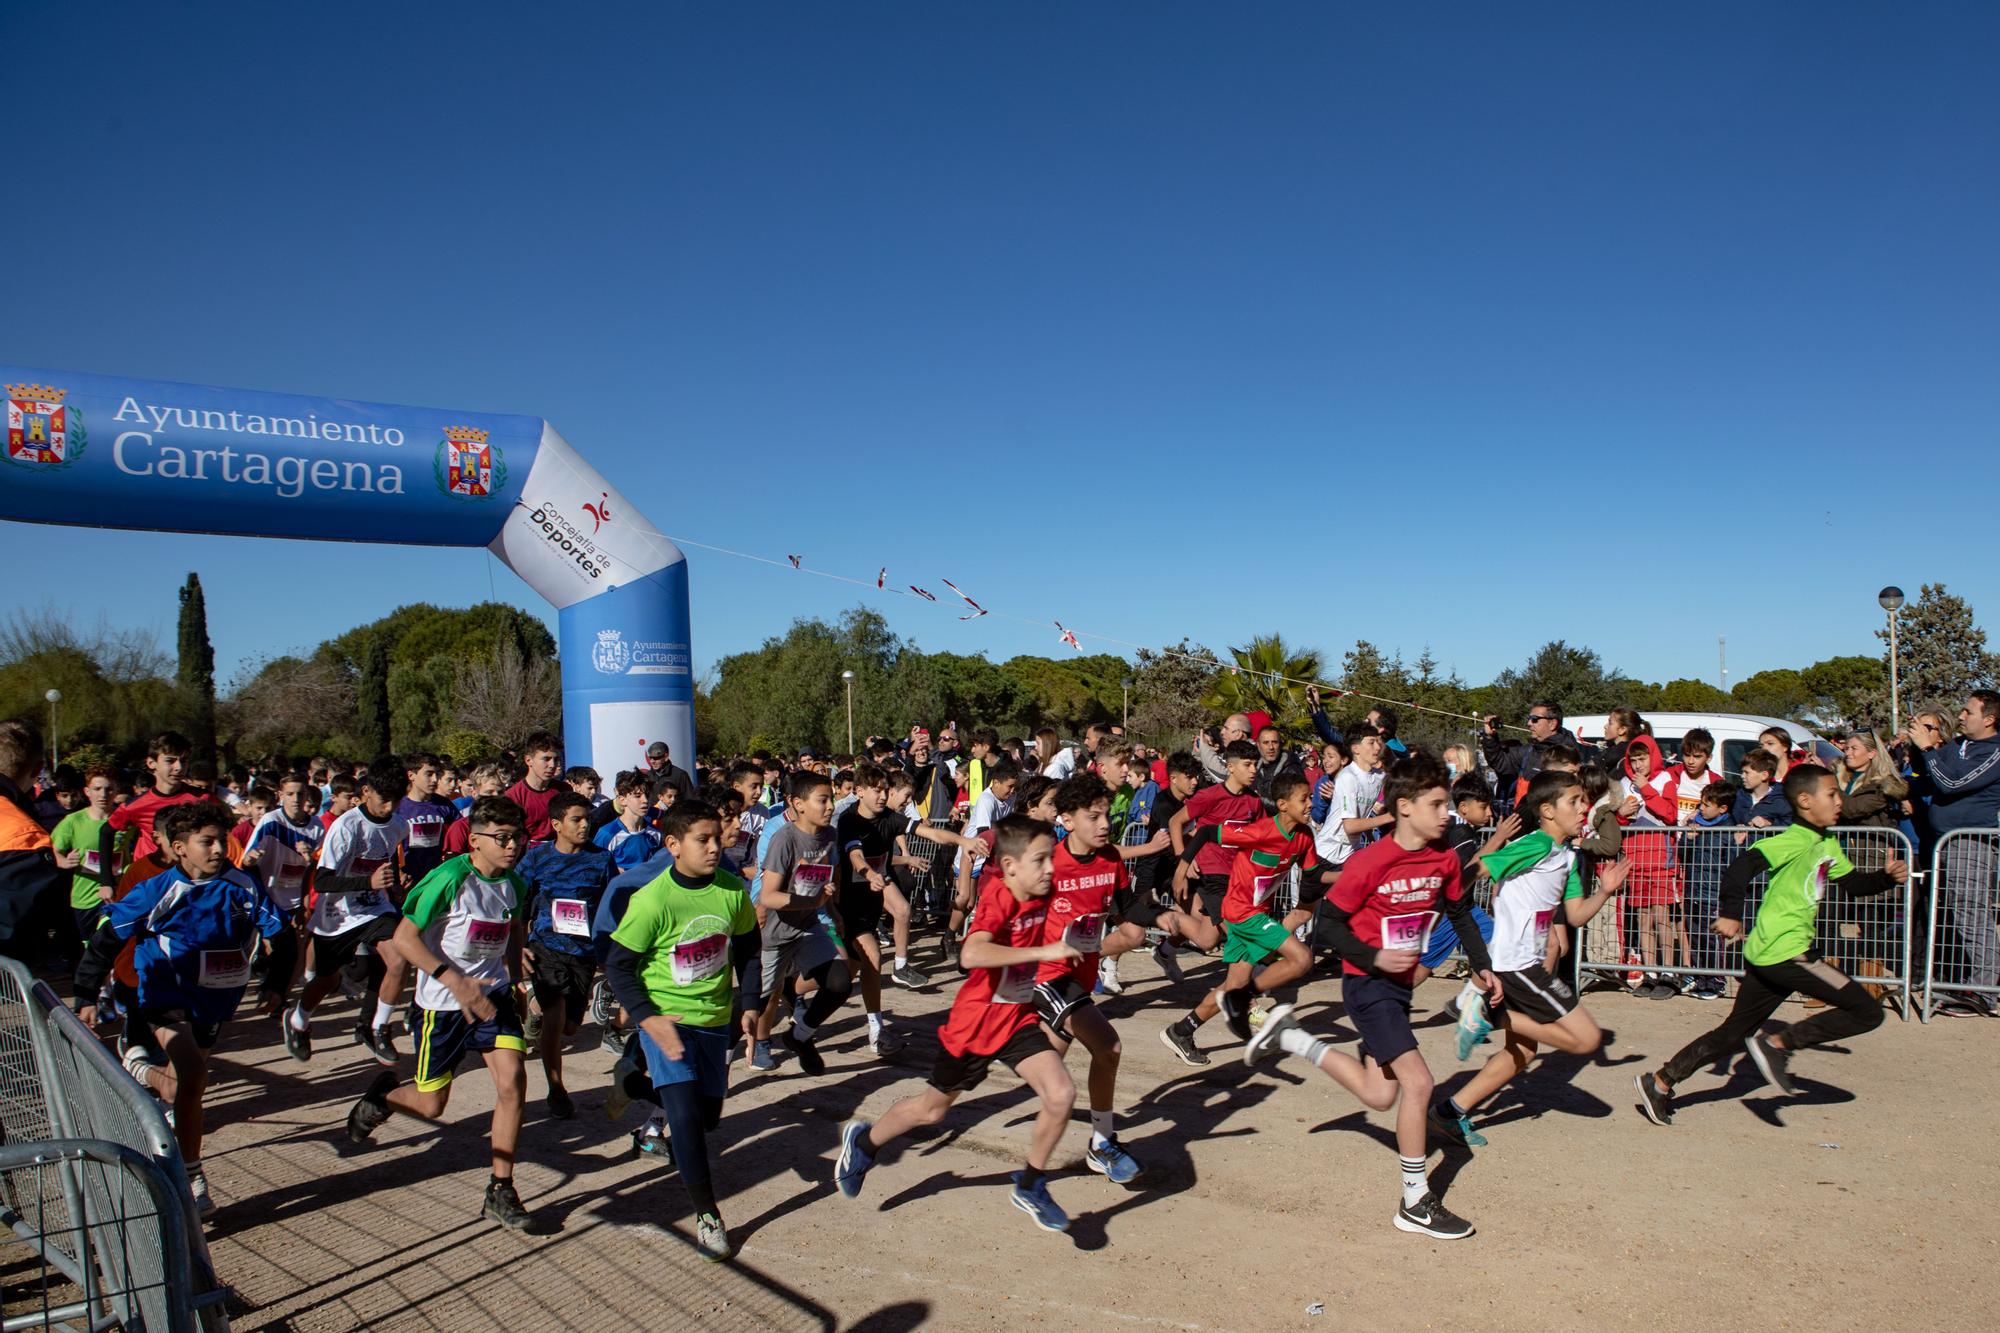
1201, 634, 1323, 737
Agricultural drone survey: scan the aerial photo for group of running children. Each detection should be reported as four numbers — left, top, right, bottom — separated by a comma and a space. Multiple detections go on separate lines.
68, 727, 1906, 1262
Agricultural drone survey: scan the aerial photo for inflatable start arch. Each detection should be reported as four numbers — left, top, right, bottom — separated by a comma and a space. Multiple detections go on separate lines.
0, 366, 693, 773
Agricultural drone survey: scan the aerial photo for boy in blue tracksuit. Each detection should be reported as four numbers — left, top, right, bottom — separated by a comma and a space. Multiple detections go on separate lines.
75, 799, 286, 1219
1681, 781, 1738, 999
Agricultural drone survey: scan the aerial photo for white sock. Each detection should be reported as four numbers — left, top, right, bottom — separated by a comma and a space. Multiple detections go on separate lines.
301, 968, 317, 984
373, 1000, 394, 1028
1090, 1109, 1114, 1148
1277, 1025, 1328, 1065
645, 1108, 667, 1131
1400, 1156, 1428, 1207
894, 955, 907, 971
288, 1004, 310, 1032
867, 1011, 883, 1037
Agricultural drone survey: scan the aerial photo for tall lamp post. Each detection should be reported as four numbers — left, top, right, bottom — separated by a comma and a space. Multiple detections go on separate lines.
1121, 677, 1132, 732
1879, 587, 1905, 734
841, 670, 856, 755
44, 688, 61, 772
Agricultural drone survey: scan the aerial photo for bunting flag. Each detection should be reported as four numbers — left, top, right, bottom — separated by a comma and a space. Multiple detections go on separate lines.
876, 568, 887, 589
940, 578, 987, 620
910, 586, 937, 601
787, 554, 802, 569
1055, 621, 1081, 651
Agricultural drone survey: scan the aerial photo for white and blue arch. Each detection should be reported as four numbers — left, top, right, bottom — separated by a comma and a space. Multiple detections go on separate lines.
0, 365, 693, 772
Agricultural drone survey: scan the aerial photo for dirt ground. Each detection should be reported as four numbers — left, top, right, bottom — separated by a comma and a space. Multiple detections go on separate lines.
190, 949, 1998, 1331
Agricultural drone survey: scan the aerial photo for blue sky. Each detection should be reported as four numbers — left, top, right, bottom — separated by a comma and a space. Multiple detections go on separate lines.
5, 2, 1997, 695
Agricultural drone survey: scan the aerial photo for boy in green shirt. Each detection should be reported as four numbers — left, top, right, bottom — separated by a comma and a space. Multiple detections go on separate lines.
51, 766, 116, 944
1636, 766, 1909, 1127
604, 798, 760, 1263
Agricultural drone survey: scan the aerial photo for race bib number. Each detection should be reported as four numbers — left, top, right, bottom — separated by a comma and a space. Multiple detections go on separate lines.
408, 819, 442, 849
790, 862, 832, 903
670, 931, 727, 985
271, 862, 304, 890
1381, 911, 1436, 956
1532, 909, 1556, 952
863, 854, 889, 878
197, 949, 250, 990
81, 849, 101, 874
994, 962, 1035, 1004
462, 917, 509, 961
352, 856, 390, 878
1063, 912, 1103, 955
551, 898, 590, 937
1250, 873, 1279, 907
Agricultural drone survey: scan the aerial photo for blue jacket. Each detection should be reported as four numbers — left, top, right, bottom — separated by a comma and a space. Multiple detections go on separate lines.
1910, 734, 2000, 834
1731, 786, 1793, 829
80, 865, 285, 1025
1681, 812, 1734, 898
592, 848, 675, 963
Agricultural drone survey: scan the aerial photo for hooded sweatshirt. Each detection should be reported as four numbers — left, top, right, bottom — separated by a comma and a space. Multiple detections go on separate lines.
1618, 735, 1678, 827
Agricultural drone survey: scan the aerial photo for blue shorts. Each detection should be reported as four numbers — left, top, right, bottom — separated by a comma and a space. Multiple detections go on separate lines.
1341, 973, 1419, 1067
411, 987, 526, 1093
1420, 906, 1493, 971
639, 1022, 731, 1101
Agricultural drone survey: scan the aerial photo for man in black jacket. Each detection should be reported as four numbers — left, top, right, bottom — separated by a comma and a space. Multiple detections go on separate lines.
1480, 702, 1586, 802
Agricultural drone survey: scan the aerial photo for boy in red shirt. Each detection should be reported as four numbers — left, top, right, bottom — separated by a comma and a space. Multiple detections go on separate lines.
505, 733, 563, 845
1161, 772, 1329, 1066
100, 731, 201, 877
1166, 739, 1264, 950
1246, 754, 1499, 1241
835, 815, 1083, 1233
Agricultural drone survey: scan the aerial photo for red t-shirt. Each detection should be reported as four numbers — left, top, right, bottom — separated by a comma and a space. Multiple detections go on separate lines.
506, 780, 559, 844
1218, 815, 1321, 923
936, 876, 1049, 1058
1181, 784, 1264, 877
1035, 840, 1127, 991
440, 818, 471, 858
106, 789, 203, 862
1326, 836, 1465, 978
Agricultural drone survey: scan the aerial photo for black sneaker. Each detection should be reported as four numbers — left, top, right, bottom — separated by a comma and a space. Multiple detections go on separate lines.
890, 962, 931, 990
1158, 1020, 1208, 1067
358, 1022, 398, 1067
482, 1179, 532, 1231
1393, 1190, 1474, 1240
1217, 988, 1252, 1041
345, 1071, 397, 1144
547, 1085, 575, 1120
1743, 1034, 1797, 1095
781, 1030, 826, 1076
282, 1013, 312, 1063
1634, 1072, 1676, 1126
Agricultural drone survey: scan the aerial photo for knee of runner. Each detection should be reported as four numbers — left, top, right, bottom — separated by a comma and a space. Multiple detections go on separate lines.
1045, 1080, 1077, 1118
913, 1096, 951, 1127
1853, 994, 1886, 1032
1400, 1063, 1435, 1101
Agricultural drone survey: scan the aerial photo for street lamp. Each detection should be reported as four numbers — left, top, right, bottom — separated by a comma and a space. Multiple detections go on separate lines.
841, 670, 857, 755
44, 688, 61, 771
1120, 677, 1133, 732
1879, 587, 1905, 734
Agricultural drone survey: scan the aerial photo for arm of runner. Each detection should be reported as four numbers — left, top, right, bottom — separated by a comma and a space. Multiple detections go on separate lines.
1564, 857, 1628, 925
391, 916, 496, 1020
959, 930, 1081, 971
1714, 845, 1767, 935
1319, 898, 1411, 975
1833, 861, 1909, 896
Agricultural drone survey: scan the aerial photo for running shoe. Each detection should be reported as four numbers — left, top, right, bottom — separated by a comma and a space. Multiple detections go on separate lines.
1646, 980, 1678, 1001
1453, 983, 1494, 1062
186, 1167, 216, 1220
1097, 956, 1124, 996
1153, 939, 1185, 984
547, 1085, 575, 1120
600, 1026, 628, 1056
1085, 1137, 1142, 1184
482, 1179, 532, 1231
588, 977, 616, 1028
281, 1013, 312, 1063
1691, 979, 1725, 1001
345, 1072, 397, 1144
1743, 1033, 1797, 1095
521, 1002, 544, 1045
1244, 1002, 1297, 1066
1009, 1173, 1070, 1233
867, 1026, 906, 1058
1217, 987, 1251, 1040
119, 1037, 162, 1084
750, 1040, 778, 1071
1426, 1101, 1488, 1150
1393, 1190, 1474, 1240
633, 1121, 674, 1163
782, 1030, 825, 1076
357, 1021, 399, 1067
1159, 1020, 1208, 1067
694, 1211, 731, 1262
835, 1118, 875, 1198
890, 961, 931, 991
1634, 1072, 1675, 1126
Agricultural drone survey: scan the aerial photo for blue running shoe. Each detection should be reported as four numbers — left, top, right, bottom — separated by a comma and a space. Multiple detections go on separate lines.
1085, 1137, 1142, 1184
1454, 982, 1494, 1062
835, 1119, 875, 1198
751, 1040, 778, 1071
1009, 1172, 1070, 1233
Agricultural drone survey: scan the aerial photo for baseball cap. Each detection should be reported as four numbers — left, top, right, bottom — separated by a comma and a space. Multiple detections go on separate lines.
799, 747, 820, 760
646, 741, 669, 758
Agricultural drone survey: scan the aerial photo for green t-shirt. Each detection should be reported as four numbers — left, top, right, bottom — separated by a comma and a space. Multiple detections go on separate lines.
402, 854, 530, 1012
1743, 823, 1853, 967
611, 866, 756, 1030
51, 809, 109, 911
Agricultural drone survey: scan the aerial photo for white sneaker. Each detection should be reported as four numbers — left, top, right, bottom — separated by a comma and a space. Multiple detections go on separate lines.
119, 1038, 162, 1085
1098, 956, 1124, 996
186, 1168, 216, 1219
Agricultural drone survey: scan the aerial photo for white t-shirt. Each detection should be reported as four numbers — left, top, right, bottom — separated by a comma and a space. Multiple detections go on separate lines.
957, 788, 1014, 873
1489, 841, 1582, 972
311, 807, 408, 936
1667, 766, 1716, 825
1042, 747, 1083, 783
244, 810, 323, 912
1315, 765, 1385, 864
404, 860, 525, 1011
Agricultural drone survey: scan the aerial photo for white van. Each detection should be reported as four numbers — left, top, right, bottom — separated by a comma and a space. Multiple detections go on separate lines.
1564, 712, 1828, 779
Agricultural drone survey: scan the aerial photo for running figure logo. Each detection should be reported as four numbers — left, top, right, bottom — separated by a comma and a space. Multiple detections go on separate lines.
5, 384, 86, 470
583, 491, 612, 532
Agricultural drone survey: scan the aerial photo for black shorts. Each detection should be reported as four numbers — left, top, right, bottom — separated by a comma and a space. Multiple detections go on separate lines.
411, 987, 526, 1093
531, 949, 596, 1014
1032, 974, 1093, 1037
1197, 873, 1230, 925
838, 888, 884, 943
311, 914, 400, 985
128, 1009, 225, 1052
928, 1024, 1052, 1094
1114, 885, 1166, 930
1341, 973, 1419, 1067
1495, 964, 1577, 1026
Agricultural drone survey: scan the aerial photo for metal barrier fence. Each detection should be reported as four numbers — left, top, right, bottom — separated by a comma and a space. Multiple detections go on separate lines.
0, 958, 230, 1331
1573, 825, 1915, 1021
1922, 828, 2000, 1021
900, 817, 964, 921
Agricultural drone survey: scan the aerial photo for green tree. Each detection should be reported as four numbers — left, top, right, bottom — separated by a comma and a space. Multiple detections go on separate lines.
1130, 641, 1219, 748
1486, 640, 1639, 723
1801, 655, 1890, 729
1658, 678, 1734, 711
1731, 668, 1811, 720
356, 633, 392, 757
1880, 583, 2000, 716
176, 574, 218, 777
1202, 634, 1322, 737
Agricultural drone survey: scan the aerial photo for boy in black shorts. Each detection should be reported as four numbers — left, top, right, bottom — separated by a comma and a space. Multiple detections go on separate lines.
835, 815, 1083, 1233
518, 791, 613, 1119
344, 796, 535, 1230
1246, 755, 1498, 1240
1168, 740, 1263, 951
836, 763, 907, 1057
